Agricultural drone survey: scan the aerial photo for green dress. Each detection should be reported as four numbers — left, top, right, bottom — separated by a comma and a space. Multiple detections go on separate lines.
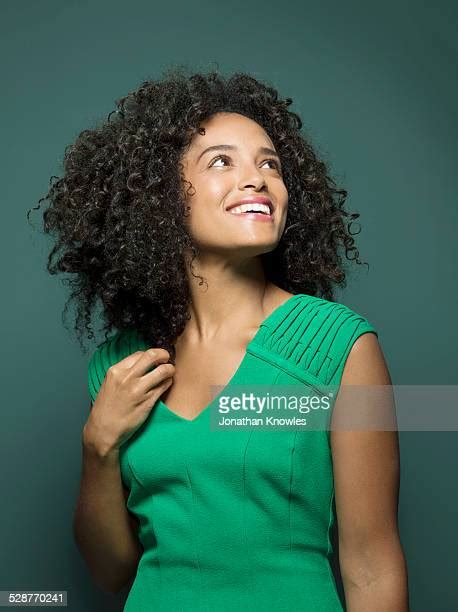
87, 293, 377, 611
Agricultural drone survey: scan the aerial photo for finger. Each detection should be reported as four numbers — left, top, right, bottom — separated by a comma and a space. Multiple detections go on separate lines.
118, 351, 148, 369
129, 348, 172, 377
139, 362, 175, 394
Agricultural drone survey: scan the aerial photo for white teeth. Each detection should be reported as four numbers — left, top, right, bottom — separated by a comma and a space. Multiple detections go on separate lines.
228, 203, 271, 215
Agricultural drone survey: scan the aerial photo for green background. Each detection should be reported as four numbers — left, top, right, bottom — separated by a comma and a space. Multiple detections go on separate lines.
2, 0, 457, 609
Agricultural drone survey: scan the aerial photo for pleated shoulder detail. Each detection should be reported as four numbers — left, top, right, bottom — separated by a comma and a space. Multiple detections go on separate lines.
250, 293, 378, 388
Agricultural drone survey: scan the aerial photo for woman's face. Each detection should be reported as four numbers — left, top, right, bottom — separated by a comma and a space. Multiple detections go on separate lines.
180, 112, 288, 260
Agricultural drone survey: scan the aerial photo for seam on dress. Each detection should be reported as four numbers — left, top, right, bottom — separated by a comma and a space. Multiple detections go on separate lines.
247, 342, 326, 394
242, 430, 256, 604
184, 457, 204, 608
124, 457, 163, 606
289, 429, 298, 554
126, 453, 148, 490
326, 479, 335, 558
324, 472, 345, 608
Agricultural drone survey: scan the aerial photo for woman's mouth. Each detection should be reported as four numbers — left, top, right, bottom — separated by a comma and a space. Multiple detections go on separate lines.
227, 210, 274, 222
226, 202, 274, 222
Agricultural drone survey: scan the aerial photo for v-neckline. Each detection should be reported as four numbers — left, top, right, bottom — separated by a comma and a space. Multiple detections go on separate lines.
157, 293, 304, 424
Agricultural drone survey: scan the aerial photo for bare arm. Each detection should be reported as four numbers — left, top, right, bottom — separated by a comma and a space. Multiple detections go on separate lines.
72, 408, 143, 594
331, 333, 410, 611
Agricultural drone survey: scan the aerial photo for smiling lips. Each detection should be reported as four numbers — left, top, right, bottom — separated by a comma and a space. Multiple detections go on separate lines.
225, 196, 274, 221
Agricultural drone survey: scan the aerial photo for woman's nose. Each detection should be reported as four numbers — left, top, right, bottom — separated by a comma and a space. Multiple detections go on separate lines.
237, 167, 267, 190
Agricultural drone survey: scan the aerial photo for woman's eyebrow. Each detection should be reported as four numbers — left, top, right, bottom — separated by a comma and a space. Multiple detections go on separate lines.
196, 144, 280, 162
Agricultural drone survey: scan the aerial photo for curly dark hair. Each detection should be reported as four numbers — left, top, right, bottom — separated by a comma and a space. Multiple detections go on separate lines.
27, 64, 367, 363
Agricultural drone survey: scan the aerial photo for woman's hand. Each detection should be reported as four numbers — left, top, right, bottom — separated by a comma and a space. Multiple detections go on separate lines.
83, 348, 175, 457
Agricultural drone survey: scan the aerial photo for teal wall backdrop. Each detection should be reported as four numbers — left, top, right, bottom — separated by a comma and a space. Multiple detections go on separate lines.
2, 0, 457, 609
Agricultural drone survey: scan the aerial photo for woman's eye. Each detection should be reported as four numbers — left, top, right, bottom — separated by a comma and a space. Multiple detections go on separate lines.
264, 159, 281, 170
209, 155, 281, 171
210, 155, 230, 167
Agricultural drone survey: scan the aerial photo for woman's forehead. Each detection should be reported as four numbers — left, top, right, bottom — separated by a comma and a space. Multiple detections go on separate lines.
186, 115, 273, 157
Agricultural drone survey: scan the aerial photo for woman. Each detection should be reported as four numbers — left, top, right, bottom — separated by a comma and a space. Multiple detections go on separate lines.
33, 66, 409, 610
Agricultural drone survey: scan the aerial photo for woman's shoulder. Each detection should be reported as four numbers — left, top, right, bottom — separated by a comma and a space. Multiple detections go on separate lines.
88, 327, 144, 363
270, 286, 375, 326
